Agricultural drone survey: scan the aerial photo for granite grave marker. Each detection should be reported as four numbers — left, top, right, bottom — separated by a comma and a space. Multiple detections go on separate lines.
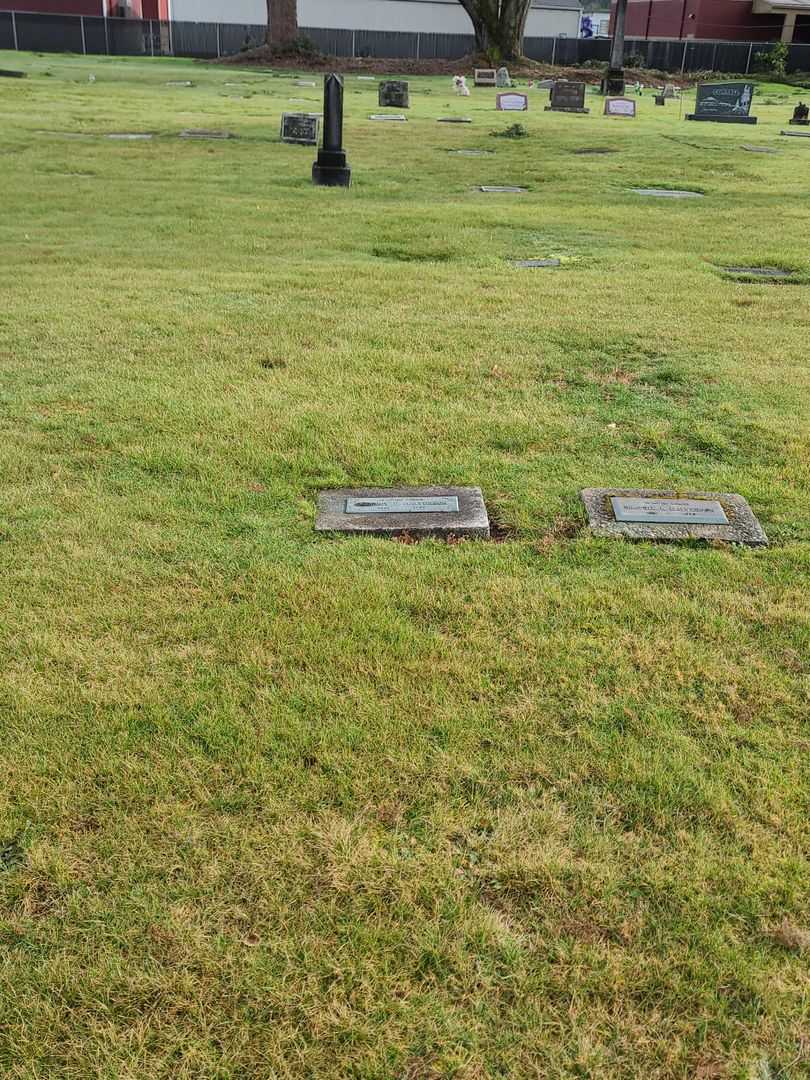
316, 487, 490, 539
281, 113, 320, 145
687, 82, 757, 125
378, 80, 410, 108
581, 488, 767, 546
604, 97, 636, 117
546, 81, 589, 114
312, 74, 351, 187
496, 92, 528, 111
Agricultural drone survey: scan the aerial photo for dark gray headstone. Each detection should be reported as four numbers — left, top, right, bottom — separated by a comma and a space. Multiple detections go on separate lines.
378, 80, 410, 108
312, 74, 351, 187
687, 82, 757, 125
316, 487, 490, 539
281, 113, 319, 145
581, 488, 767, 546
546, 81, 589, 114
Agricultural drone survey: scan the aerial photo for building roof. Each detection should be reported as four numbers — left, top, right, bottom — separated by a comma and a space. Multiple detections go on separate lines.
532, 0, 583, 9
753, 0, 810, 11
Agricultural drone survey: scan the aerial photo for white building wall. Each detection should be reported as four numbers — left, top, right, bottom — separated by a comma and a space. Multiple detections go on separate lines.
168, 0, 581, 38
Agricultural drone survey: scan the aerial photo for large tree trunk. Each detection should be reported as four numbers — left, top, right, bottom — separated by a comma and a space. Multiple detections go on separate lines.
610, 0, 628, 69
458, 0, 532, 62
266, 0, 298, 48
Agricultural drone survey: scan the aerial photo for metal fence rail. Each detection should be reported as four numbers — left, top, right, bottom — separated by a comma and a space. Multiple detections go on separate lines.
1, 11, 810, 73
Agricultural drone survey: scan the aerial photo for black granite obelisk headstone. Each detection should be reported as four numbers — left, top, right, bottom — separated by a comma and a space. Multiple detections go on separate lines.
312, 73, 351, 188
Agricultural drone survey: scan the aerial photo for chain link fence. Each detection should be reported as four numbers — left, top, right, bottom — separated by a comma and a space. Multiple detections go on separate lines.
1, 11, 809, 74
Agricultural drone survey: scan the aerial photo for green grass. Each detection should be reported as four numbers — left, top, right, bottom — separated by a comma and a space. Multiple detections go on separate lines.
1, 52, 809, 1079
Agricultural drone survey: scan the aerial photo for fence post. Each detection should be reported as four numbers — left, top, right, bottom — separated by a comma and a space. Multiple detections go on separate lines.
711, 42, 718, 71
216, 22, 221, 58
80, 15, 86, 55
680, 39, 687, 73
103, 15, 109, 55
416, 31, 420, 60
150, 19, 155, 57
10, 10, 17, 50
745, 41, 753, 74
351, 29, 356, 58
551, 36, 557, 66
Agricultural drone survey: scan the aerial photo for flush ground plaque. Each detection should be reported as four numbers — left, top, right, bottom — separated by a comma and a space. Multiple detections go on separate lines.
316, 487, 490, 539
581, 488, 767, 546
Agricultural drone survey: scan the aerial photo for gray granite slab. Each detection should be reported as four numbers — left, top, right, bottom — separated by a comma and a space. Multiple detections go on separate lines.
438, 117, 472, 123
316, 487, 490, 539
581, 488, 767, 546
369, 114, 407, 121
106, 133, 153, 140
179, 129, 233, 139
449, 149, 492, 155
741, 145, 778, 153
513, 258, 560, 268
480, 185, 526, 193
720, 265, 793, 278
780, 129, 810, 137
632, 188, 703, 198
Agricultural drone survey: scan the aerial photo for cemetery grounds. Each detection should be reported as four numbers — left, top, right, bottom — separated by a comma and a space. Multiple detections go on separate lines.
0, 52, 809, 1080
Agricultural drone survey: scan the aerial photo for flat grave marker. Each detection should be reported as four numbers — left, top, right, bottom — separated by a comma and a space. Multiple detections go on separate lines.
632, 188, 703, 198
497, 92, 529, 111
106, 133, 153, 140
437, 116, 472, 123
281, 113, 320, 145
546, 81, 589, 114
166, 81, 193, 87
741, 144, 777, 153
179, 129, 232, 139
581, 488, 767, 546
316, 487, 490, 539
513, 258, 560, 268
720, 265, 793, 278
687, 82, 756, 125
780, 129, 810, 138
479, 185, 526, 193
604, 97, 636, 118
369, 114, 407, 122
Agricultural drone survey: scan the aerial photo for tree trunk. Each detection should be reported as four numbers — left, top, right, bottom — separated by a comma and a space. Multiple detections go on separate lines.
458, 0, 531, 61
610, 0, 628, 70
267, 0, 298, 48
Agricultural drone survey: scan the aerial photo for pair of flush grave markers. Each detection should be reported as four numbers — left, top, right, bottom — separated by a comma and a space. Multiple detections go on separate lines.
315, 488, 767, 546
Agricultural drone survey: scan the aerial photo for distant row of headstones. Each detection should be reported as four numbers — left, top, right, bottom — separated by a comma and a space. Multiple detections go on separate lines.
281, 77, 797, 144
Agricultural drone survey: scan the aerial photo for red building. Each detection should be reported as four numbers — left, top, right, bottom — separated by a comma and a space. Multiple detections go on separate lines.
611, 0, 810, 43
0, 0, 169, 15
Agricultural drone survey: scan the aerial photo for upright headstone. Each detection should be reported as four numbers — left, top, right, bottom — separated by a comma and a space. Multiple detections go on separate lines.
474, 69, 497, 87
281, 113, 320, 145
663, 83, 677, 99
686, 82, 757, 125
312, 74, 351, 187
496, 92, 528, 112
546, 81, 589, 114
789, 101, 809, 125
378, 80, 410, 108
604, 97, 636, 118
496, 67, 512, 88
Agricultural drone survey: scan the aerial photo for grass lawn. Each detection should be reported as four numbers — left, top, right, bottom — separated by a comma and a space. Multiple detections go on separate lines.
1, 51, 809, 1079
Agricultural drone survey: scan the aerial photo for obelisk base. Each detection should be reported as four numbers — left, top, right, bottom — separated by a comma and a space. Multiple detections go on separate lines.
312, 148, 351, 187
